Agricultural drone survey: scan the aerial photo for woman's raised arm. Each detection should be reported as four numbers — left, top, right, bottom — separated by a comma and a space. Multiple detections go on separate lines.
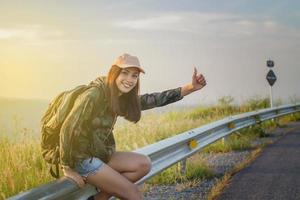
140, 67, 206, 110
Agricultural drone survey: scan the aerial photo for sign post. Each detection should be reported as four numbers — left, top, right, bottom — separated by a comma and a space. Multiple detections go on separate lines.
266, 60, 277, 108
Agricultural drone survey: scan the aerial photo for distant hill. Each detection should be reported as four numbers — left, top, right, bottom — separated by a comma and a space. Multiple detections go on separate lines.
0, 96, 199, 138
0, 97, 49, 137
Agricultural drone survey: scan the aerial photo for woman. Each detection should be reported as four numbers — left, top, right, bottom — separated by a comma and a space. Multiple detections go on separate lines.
60, 53, 207, 200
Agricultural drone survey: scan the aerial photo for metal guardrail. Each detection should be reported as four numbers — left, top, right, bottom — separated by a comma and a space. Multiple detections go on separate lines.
9, 103, 300, 200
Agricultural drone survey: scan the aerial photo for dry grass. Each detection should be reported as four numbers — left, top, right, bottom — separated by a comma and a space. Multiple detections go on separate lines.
1, 96, 299, 198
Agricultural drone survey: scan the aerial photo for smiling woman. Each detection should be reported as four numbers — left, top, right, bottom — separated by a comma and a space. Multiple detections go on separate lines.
40, 53, 206, 200
115, 68, 140, 94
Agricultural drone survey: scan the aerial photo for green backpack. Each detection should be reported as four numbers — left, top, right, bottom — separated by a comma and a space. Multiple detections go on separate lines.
40, 84, 102, 178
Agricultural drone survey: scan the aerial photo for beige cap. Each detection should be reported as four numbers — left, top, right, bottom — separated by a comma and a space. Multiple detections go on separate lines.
112, 53, 145, 74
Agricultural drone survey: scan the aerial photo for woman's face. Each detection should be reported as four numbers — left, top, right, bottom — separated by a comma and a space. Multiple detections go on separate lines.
115, 67, 140, 94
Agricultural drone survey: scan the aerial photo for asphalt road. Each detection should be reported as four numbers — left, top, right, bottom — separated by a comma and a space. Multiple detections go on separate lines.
217, 121, 300, 200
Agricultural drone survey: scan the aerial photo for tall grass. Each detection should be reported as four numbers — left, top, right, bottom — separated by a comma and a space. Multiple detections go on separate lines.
1, 96, 300, 199
0, 136, 52, 199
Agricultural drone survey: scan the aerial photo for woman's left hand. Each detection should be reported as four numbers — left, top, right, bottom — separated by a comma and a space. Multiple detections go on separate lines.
180, 67, 207, 97
191, 67, 207, 91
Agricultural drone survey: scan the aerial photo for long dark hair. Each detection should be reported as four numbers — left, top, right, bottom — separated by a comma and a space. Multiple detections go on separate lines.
106, 65, 141, 123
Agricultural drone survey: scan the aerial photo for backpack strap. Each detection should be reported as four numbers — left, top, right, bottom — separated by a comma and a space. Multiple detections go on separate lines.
50, 164, 60, 179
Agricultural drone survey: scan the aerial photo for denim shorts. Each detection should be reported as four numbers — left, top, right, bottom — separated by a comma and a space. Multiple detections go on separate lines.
74, 157, 105, 178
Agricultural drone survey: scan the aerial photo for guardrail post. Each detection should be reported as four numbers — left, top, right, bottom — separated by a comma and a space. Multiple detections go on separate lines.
275, 118, 286, 128
272, 110, 287, 128
179, 159, 187, 175
291, 113, 295, 120
221, 136, 228, 145
222, 122, 235, 145
254, 115, 267, 137
290, 108, 300, 121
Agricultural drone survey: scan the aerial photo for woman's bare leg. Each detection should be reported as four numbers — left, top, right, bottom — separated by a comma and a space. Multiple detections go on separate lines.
108, 152, 152, 181
85, 163, 142, 200
92, 152, 151, 200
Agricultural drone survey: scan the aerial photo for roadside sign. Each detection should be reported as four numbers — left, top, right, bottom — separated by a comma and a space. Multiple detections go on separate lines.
267, 60, 274, 68
266, 69, 277, 86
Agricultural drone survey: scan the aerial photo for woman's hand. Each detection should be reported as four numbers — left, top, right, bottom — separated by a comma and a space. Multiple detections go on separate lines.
62, 167, 86, 188
181, 67, 207, 97
191, 67, 206, 91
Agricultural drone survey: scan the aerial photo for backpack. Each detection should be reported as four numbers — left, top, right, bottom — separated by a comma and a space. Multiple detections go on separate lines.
40, 84, 103, 178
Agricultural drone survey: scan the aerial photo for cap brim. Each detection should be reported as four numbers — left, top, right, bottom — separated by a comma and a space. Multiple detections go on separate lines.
119, 64, 145, 74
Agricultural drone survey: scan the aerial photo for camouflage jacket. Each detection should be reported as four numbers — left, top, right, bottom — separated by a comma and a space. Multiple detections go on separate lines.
60, 76, 183, 168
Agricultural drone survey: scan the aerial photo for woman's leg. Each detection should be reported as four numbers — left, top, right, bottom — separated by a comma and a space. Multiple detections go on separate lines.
108, 152, 152, 182
85, 163, 142, 200
92, 152, 151, 200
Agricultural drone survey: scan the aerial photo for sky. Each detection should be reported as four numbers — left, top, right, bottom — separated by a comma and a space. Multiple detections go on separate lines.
1, 0, 300, 106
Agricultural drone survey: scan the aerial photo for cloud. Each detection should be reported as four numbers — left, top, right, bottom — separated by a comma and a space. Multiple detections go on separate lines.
0, 25, 65, 41
0, 30, 16, 39
114, 12, 299, 38
115, 15, 183, 31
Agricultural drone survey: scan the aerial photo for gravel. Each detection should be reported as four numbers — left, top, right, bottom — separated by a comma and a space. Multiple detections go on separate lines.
143, 151, 250, 200
204, 151, 251, 175
144, 178, 219, 200
143, 125, 290, 200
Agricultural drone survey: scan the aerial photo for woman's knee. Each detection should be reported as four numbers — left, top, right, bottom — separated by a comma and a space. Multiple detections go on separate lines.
138, 155, 152, 174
